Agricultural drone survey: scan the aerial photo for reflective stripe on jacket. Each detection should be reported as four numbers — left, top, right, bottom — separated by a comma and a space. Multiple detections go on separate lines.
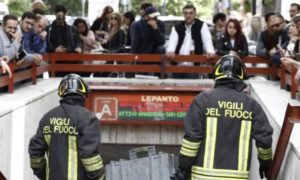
179, 82, 273, 179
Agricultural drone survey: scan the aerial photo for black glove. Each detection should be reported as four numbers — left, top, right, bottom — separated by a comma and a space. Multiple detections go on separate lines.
258, 159, 272, 179
32, 158, 46, 180
170, 168, 190, 180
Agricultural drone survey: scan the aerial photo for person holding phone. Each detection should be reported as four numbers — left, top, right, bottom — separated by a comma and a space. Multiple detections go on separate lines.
18, 11, 42, 65
46, 5, 82, 53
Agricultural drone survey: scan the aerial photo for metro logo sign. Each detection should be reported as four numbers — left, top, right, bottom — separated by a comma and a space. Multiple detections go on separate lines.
94, 97, 118, 120
90, 92, 200, 123
87, 84, 209, 124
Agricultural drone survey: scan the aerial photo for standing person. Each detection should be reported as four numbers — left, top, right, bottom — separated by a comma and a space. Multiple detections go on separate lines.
247, 15, 263, 42
175, 54, 273, 179
165, 4, 215, 79
0, 14, 20, 79
216, 18, 249, 56
123, 11, 135, 47
19, 11, 44, 65
256, 13, 289, 66
73, 18, 97, 77
0, 14, 22, 61
130, 2, 153, 46
73, 18, 97, 53
210, 12, 226, 48
289, 3, 300, 20
288, 15, 300, 55
25, 15, 49, 57
130, 6, 165, 54
46, 5, 82, 53
278, 21, 299, 58
106, 12, 126, 52
29, 74, 105, 180
90, 5, 113, 45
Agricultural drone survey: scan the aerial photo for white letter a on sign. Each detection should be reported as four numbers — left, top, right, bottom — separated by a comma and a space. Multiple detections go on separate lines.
101, 104, 112, 116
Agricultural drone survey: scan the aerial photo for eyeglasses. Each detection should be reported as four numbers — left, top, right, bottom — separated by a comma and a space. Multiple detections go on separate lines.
110, 16, 117, 20
271, 22, 283, 28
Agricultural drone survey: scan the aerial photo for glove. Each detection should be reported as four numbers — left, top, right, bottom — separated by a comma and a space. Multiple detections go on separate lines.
258, 159, 272, 179
170, 168, 190, 180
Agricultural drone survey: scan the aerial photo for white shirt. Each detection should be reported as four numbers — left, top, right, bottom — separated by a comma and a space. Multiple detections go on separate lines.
167, 20, 215, 56
230, 39, 235, 47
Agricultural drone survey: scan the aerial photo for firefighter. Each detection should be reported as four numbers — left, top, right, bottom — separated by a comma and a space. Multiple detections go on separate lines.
29, 74, 104, 180
175, 54, 273, 180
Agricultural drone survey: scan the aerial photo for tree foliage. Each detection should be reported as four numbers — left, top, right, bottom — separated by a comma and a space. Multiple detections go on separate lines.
8, 0, 30, 16
44, 0, 82, 15
129, 0, 214, 19
8, 0, 84, 16
8, 0, 214, 18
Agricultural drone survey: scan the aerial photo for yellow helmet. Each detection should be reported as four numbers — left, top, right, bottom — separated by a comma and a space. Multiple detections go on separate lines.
213, 54, 246, 81
58, 74, 88, 98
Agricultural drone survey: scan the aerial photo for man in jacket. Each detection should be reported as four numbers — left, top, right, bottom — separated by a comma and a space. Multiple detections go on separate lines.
176, 54, 273, 179
256, 13, 289, 66
19, 11, 44, 65
130, 6, 165, 54
46, 5, 82, 53
29, 74, 104, 180
0, 14, 21, 61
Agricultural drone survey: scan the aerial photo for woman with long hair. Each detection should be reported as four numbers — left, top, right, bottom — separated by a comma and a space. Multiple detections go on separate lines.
248, 15, 263, 42
106, 12, 126, 52
90, 5, 113, 45
216, 18, 249, 56
281, 22, 300, 57
123, 11, 135, 46
73, 18, 96, 53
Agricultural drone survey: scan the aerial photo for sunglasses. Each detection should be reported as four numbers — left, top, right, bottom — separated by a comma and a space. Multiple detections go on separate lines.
110, 16, 117, 20
271, 22, 283, 28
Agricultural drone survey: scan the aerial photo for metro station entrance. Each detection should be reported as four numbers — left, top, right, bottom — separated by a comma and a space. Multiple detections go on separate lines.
85, 79, 214, 163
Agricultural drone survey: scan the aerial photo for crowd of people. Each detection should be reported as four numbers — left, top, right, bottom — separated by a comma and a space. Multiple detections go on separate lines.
17, 1, 299, 179
0, 1, 299, 79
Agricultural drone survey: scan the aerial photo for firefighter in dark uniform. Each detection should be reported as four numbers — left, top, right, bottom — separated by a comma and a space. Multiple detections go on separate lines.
29, 74, 104, 180
175, 54, 273, 180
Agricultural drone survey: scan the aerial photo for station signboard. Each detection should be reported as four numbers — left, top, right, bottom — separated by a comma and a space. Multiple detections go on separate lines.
86, 84, 211, 125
